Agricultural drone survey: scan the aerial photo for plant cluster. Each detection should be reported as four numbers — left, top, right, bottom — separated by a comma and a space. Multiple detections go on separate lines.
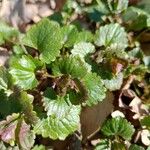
0, 0, 150, 149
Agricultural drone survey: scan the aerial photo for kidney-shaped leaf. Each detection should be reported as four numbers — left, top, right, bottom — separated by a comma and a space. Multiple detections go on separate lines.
101, 117, 135, 140
95, 23, 128, 51
9, 55, 38, 90
23, 18, 63, 63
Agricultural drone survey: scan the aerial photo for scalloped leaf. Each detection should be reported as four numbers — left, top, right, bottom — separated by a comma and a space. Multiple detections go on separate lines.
43, 88, 72, 117
9, 55, 38, 90
34, 103, 81, 140
0, 21, 19, 45
23, 18, 63, 63
52, 56, 88, 79
101, 117, 135, 140
76, 31, 94, 43
71, 42, 95, 58
95, 139, 111, 150
107, 0, 128, 14
103, 73, 123, 91
95, 23, 128, 51
81, 73, 106, 106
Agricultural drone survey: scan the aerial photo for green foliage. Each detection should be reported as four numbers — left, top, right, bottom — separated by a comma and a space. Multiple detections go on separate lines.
0, 22, 19, 45
95, 23, 128, 51
101, 117, 135, 140
82, 73, 106, 106
61, 25, 78, 47
95, 139, 111, 150
9, 55, 38, 90
129, 144, 145, 150
0, 0, 150, 149
0, 66, 10, 91
103, 73, 123, 91
107, 0, 128, 14
23, 18, 62, 63
34, 93, 81, 140
140, 116, 150, 128
52, 56, 88, 79
71, 42, 95, 58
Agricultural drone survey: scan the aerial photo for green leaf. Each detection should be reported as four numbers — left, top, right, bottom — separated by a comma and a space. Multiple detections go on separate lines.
95, 23, 128, 51
76, 31, 94, 43
128, 48, 144, 60
52, 56, 88, 79
103, 73, 123, 91
0, 21, 19, 45
19, 91, 38, 125
140, 116, 150, 128
71, 42, 95, 58
43, 88, 72, 117
123, 7, 150, 31
107, 0, 128, 14
129, 144, 145, 150
61, 25, 79, 48
32, 145, 46, 150
9, 55, 38, 90
82, 73, 106, 106
95, 139, 111, 150
0, 66, 9, 91
0, 90, 22, 119
34, 94, 81, 140
101, 117, 135, 140
23, 18, 62, 63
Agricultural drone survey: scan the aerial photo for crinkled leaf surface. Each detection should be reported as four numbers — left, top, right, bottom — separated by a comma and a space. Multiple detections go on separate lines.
52, 56, 88, 79
101, 117, 135, 140
103, 73, 123, 91
107, 0, 128, 14
71, 42, 95, 58
34, 91, 81, 140
43, 88, 72, 117
23, 18, 62, 63
9, 55, 38, 90
0, 22, 19, 45
82, 73, 106, 106
95, 23, 128, 51
61, 25, 79, 48
76, 31, 94, 43
95, 139, 111, 150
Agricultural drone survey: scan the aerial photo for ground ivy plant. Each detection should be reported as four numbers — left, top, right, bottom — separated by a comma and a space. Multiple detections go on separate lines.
0, 0, 150, 149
